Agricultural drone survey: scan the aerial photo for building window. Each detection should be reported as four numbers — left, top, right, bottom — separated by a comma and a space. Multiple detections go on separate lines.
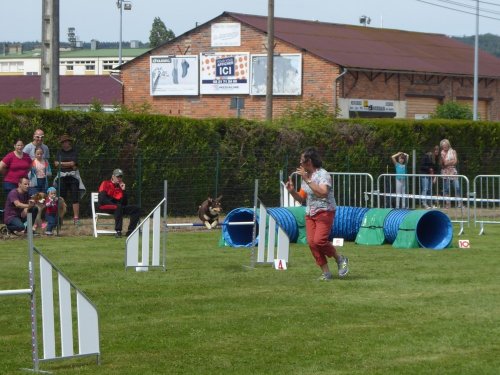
85, 65, 95, 70
67, 65, 74, 71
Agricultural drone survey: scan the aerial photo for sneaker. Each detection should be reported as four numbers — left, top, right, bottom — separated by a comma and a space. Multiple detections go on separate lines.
73, 217, 80, 225
115, 231, 122, 238
337, 255, 349, 278
318, 273, 333, 281
45, 231, 53, 236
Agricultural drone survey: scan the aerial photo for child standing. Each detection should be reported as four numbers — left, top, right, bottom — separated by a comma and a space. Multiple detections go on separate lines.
29, 146, 52, 196
391, 151, 409, 209
45, 187, 58, 236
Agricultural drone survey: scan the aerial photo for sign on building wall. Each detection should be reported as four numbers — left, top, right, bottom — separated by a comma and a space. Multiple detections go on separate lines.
250, 54, 302, 95
200, 52, 249, 94
348, 99, 395, 113
211, 23, 241, 47
150, 55, 199, 96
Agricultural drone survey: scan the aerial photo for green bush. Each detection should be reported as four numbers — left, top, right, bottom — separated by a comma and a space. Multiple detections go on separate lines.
432, 101, 474, 120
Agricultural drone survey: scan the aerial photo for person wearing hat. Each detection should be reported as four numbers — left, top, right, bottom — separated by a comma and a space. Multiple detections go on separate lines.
53, 134, 85, 225
97, 169, 140, 238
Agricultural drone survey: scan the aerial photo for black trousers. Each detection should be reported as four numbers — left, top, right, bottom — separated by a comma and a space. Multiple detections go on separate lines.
113, 203, 140, 235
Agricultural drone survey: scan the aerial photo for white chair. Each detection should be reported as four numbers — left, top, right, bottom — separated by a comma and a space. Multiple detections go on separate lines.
91, 192, 117, 237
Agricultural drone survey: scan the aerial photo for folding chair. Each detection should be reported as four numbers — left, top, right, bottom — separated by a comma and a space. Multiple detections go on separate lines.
91, 192, 117, 237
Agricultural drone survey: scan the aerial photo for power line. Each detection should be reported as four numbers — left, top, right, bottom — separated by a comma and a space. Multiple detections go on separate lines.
416, 0, 500, 21
435, 0, 500, 15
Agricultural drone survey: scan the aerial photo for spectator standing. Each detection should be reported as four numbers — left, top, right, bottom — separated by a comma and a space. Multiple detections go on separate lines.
53, 134, 85, 224
23, 129, 50, 161
419, 145, 440, 209
0, 139, 32, 195
98, 169, 140, 238
440, 139, 461, 208
391, 151, 409, 209
28, 146, 52, 195
285, 147, 349, 281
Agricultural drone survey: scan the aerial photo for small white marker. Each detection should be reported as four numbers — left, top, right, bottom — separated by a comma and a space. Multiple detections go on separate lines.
274, 259, 287, 270
458, 239, 470, 249
332, 238, 344, 247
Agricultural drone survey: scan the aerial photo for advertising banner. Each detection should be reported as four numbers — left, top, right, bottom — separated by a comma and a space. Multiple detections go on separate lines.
200, 52, 249, 94
250, 54, 302, 95
150, 55, 198, 96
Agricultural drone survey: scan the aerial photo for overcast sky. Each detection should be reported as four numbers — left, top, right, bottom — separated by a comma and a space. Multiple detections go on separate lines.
2, 0, 499, 43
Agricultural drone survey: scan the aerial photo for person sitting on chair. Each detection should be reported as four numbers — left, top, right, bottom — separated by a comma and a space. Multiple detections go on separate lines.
3, 176, 39, 235
98, 169, 140, 238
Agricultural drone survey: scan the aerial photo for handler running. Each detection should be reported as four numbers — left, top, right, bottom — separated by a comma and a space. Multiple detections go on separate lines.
285, 147, 349, 281
98, 169, 140, 238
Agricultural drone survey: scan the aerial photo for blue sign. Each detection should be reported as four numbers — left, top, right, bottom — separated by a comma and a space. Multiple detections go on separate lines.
216, 57, 235, 77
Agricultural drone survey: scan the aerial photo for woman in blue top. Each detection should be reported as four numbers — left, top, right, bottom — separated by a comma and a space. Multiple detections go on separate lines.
391, 151, 409, 209
285, 147, 349, 281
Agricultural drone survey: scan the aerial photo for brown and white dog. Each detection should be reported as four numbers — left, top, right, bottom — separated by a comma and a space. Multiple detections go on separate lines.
198, 196, 223, 229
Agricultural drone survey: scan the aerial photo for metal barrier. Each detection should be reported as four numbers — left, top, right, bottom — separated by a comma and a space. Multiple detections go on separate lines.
375, 173, 470, 234
0, 215, 100, 372
473, 175, 500, 234
280, 171, 374, 208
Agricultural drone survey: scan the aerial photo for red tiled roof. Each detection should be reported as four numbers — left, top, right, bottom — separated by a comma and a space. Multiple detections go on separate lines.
227, 12, 500, 78
0, 75, 122, 105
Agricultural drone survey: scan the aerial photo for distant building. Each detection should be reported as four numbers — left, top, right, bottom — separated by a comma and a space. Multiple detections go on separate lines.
119, 12, 500, 120
0, 47, 150, 76
0, 75, 122, 111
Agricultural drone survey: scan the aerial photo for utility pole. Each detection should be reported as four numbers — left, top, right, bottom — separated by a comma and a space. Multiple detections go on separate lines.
265, 0, 274, 121
41, 0, 60, 109
473, 0, 479, 120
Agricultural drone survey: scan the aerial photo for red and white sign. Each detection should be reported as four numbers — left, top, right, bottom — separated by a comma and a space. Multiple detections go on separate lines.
332, 238, 344, 247
458, 240, 470, 249
274, 259, 287, 270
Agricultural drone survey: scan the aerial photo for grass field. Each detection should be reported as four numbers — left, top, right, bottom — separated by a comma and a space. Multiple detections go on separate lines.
1, 223, 499, 374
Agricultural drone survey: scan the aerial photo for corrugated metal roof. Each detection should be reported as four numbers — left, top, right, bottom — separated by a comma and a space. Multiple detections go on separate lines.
227, 12, 500, 78
0, 75, 121, 105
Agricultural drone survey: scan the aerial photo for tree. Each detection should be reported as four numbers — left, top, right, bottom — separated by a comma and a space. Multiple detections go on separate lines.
149, 17, 175, 48
431, 101, 474, 120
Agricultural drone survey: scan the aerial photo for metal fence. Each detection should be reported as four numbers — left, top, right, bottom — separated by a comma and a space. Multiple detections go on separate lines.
472, 175, 500, 234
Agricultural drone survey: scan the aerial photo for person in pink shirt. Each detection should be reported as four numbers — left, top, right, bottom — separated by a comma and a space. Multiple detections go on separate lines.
0, 139, 32, 195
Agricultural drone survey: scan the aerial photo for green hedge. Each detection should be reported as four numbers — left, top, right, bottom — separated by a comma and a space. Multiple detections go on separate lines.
0, 108, 499, 216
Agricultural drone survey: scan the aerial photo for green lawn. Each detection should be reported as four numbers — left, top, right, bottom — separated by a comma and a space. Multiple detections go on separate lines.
1, 224, 499, 374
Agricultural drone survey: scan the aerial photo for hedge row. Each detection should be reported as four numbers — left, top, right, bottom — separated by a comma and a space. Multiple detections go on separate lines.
0, 108, 499, 216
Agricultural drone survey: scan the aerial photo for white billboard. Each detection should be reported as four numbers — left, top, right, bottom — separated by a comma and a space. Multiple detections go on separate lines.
150, 55, 198, 96
200, 53, 250, 94
250, 54, 302, 96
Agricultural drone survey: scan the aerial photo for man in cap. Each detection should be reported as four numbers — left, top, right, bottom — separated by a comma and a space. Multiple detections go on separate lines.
98, 169, 140, 238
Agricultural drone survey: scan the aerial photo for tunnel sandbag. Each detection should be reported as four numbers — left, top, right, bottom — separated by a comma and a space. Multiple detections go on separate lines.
267, 208, 299, 243
393, 210, 453, 250
222, 208, 257, 247
284, 206, 307, 244
355, 208, 393, 246
331, 206, 370, 241
383, 209, 411, 244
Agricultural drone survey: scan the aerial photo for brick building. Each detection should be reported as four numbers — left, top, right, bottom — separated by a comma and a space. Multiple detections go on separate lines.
120, 12, 500, 120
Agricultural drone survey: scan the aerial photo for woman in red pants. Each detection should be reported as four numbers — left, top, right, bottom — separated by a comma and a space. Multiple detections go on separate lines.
285, 147, 349, 281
